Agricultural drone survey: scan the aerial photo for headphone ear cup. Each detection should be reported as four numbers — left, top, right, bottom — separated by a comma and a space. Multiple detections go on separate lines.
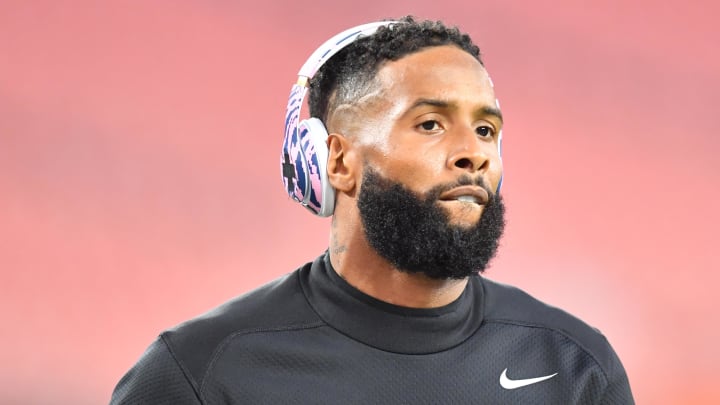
295, 117, 335, 217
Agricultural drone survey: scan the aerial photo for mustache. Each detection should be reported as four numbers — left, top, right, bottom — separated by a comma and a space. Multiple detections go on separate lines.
426, 175, 494, 200
360, 169, 495, 203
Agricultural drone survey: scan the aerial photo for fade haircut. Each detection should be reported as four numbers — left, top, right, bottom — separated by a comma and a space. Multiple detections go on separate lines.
308, 16, 483, 124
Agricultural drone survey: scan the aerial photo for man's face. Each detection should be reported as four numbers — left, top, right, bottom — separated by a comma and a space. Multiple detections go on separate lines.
347, 45, 506, 277
350, 45, 503, 227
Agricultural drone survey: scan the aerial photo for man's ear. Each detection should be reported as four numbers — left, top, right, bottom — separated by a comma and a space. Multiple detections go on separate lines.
327, 133, 358, 193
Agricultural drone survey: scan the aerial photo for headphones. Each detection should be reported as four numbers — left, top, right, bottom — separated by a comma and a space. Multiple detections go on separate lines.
280, 21, 395, 217
281, 21, 503, 217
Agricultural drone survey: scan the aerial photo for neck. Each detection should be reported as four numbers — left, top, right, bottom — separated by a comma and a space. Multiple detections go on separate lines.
329, 216, 468, 308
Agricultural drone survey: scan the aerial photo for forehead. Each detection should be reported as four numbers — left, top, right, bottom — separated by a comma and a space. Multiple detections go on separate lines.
373, 45, 496, 104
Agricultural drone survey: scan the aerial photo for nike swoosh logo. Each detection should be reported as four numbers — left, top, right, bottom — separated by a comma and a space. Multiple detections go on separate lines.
499, 368, 558, 389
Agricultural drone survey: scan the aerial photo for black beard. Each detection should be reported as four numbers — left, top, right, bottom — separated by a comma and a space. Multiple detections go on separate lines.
357, 167, 506, 280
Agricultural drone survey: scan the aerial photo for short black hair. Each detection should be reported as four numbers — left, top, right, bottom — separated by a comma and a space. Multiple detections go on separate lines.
308, 16, 482, 124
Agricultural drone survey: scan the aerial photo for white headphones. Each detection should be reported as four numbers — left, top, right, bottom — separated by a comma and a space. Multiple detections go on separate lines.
280, 21, 396, 217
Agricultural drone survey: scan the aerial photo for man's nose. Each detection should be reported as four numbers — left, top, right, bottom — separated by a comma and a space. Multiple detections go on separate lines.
447, 128, 490, 173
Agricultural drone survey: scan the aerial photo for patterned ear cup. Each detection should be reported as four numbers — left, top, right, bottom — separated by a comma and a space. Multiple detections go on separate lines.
280, 113, 334, 217
281, 21, 397, 217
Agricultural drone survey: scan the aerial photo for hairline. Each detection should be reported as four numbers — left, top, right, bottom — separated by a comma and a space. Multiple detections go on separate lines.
324, 43, 481, 126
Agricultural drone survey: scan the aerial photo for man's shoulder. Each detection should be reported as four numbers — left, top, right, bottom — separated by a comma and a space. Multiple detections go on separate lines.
168, 267, 318, 334
161, 262, 323, 384
480, 277, 620, 374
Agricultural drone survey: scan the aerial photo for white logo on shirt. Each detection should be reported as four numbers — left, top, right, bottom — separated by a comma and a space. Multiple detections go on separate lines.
499, 368, 558, 389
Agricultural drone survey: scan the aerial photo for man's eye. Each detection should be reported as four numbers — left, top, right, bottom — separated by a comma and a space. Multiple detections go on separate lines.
476, 126, 494, 137
419, 120, 440, 131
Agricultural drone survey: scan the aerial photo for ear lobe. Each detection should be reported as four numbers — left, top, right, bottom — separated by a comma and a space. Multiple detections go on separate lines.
327, 133, 357, 193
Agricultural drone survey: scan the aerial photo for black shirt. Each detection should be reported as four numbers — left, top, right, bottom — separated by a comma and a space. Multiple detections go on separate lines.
110, 253, 634, 404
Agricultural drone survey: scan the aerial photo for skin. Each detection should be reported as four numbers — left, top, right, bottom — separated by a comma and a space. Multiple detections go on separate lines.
325, 45, 504, 308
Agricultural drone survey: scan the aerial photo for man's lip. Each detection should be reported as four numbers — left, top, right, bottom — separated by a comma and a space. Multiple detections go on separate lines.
439, 186, 489, 205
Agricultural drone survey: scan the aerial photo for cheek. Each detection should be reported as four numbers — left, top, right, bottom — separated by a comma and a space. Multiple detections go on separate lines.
382, 148, 445, 187
488, 155, 504, 191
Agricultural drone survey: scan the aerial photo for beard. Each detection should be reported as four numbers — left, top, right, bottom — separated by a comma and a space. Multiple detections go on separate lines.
357, 167, 506, 280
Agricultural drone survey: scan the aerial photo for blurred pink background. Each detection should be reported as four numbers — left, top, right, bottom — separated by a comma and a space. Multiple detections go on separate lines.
1, 0, 718, 403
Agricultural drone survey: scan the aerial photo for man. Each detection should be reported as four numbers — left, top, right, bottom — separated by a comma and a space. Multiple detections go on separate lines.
111, 17, 634, 404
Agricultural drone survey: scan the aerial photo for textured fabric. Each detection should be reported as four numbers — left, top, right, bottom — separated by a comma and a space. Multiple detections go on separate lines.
110, 253, 634, 404
111, 336, 201, 404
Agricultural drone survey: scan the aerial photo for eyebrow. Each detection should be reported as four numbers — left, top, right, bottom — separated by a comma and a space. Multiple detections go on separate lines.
408, 98, 504, 123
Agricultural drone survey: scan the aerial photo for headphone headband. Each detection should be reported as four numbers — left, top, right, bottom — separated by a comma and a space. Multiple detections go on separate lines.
297, 21, 397, 79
